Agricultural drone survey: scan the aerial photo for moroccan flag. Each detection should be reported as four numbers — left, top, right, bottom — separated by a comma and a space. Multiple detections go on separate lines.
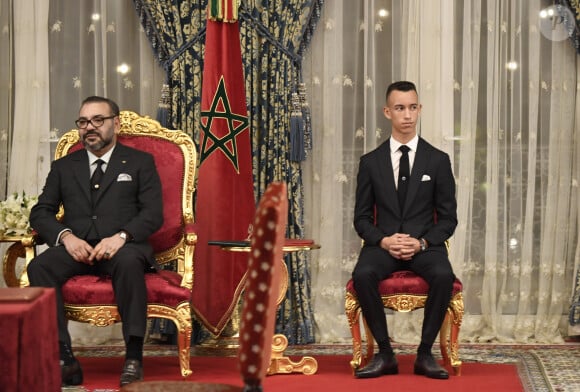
191, 0, 255, 335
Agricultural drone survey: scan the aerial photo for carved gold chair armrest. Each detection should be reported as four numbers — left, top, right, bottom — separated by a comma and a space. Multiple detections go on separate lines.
1, 233, 37, 287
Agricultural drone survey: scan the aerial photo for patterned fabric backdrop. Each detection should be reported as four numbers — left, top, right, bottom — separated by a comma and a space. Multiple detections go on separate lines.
133, 0, 323, 344
558, 0, 580, 54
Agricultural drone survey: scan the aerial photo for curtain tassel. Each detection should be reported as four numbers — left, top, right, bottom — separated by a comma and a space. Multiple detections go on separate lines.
156, 83, 171, 127
290, 92, 305, 162
299, 82, 312, 153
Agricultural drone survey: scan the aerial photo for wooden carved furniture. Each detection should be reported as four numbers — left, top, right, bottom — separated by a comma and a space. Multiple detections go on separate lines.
1, 233, 36, 287
6, 111, 197, 378
120, 181, 288, 392
238, 181, 287, 389
345, 268, 464, 376
211, 240, 319, 376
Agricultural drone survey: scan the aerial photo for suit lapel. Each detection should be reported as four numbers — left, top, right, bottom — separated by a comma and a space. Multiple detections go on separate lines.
72, 151, 92, 204
377, 140, 401, 215
403, 138, 429, 215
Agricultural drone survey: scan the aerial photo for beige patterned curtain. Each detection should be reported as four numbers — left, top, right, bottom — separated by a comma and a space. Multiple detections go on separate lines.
0, 0, 11, 200
558, 0, 580, 333
304, 0, 579, 343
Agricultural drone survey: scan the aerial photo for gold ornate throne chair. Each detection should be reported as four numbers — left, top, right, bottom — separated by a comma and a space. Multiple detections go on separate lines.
15, 111, 197, 378
120, 181, 288, 392
345, 242, 464, 376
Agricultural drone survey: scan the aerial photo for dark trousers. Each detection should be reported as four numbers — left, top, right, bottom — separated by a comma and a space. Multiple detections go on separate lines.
352, 245, 454, 351
27, 245, 149, 347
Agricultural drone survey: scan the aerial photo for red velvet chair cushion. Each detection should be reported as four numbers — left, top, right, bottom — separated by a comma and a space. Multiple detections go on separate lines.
346, 271, 463, 297
62, 270, 191, 308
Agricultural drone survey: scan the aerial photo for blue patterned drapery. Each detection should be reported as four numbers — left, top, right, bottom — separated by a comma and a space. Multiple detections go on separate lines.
556, 0, 580, 54
133, 0, 323, 344
133, 1, 206, 132
570, 270, 580, 326
239, 1, 323, 345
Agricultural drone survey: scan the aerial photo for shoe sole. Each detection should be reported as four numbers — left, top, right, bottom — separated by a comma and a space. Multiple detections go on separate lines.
413, 366, 449, 379
355, 367, 399, 378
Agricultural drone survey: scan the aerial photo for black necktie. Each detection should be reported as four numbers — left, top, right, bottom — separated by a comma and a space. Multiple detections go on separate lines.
397, 145, 410, 209
91, 159, 105, 192
88, 159, 104, 238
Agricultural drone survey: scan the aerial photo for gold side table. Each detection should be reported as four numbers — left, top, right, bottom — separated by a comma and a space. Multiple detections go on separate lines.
1, 233, 36, 287
211, 240, 320, 376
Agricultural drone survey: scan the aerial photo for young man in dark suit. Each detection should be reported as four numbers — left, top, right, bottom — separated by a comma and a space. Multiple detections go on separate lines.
27, 96, 163, 387
352, 81, 458, 380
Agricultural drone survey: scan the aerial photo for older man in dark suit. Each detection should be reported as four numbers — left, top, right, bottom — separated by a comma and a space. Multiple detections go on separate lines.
352, 81, 458, 380
27, 96, 163, 387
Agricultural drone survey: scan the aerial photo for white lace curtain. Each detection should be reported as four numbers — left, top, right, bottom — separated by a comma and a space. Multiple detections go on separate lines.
303, 0, 579, 343
1, 0, 164, 197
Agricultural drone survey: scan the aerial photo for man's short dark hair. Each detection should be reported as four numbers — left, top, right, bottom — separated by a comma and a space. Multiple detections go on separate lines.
386, 81, 418, 102
81, 96, 120, 116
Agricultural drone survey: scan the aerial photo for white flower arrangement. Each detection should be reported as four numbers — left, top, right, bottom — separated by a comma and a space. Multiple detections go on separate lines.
0, 192, 38, 236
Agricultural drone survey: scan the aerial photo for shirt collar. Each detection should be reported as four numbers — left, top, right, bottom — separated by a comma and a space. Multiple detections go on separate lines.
87, 145, 115, 165
390, 135, 419, 153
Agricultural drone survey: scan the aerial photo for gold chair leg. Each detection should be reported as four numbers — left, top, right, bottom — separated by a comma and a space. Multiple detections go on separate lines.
346, 293, 363, 372
439, 311, 451, 368
345, 295, 376, 372
449, 293, 464, 376
348, 313, 363, 371
361, 314, 374, 367
173, 305, 193, 378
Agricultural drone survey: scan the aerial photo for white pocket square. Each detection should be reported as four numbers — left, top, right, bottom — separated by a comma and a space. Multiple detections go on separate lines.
421, 174, 431, 182
117, 173, 132, 182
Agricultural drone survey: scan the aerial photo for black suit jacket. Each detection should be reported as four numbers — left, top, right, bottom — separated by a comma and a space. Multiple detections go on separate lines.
30, 142, 163, 267
354, 137, 457, 249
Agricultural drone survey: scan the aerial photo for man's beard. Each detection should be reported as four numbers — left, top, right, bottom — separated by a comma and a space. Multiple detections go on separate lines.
83, 133, 112, 152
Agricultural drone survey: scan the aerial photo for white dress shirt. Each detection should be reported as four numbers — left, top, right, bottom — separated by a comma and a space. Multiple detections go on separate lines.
390, 135, 418, 189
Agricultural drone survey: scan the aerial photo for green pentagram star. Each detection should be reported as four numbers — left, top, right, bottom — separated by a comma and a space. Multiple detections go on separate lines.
199, 76, 249, 172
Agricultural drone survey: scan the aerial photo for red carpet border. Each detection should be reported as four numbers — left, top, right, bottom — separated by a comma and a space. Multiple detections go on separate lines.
60, 343, 580, 392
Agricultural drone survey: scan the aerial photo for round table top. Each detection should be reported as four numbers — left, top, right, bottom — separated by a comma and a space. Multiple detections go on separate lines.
209, 239, 320, 253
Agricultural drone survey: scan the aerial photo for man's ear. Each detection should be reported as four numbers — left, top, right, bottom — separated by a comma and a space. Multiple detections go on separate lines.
383, 105, 392, 120
114, 116, 121, 134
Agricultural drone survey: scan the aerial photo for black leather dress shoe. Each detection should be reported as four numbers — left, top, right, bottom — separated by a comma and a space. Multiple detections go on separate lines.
354, 354, 398, 379
61, 359, 83, 386
413, 354, 449, 379
120, 359, 143, 386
